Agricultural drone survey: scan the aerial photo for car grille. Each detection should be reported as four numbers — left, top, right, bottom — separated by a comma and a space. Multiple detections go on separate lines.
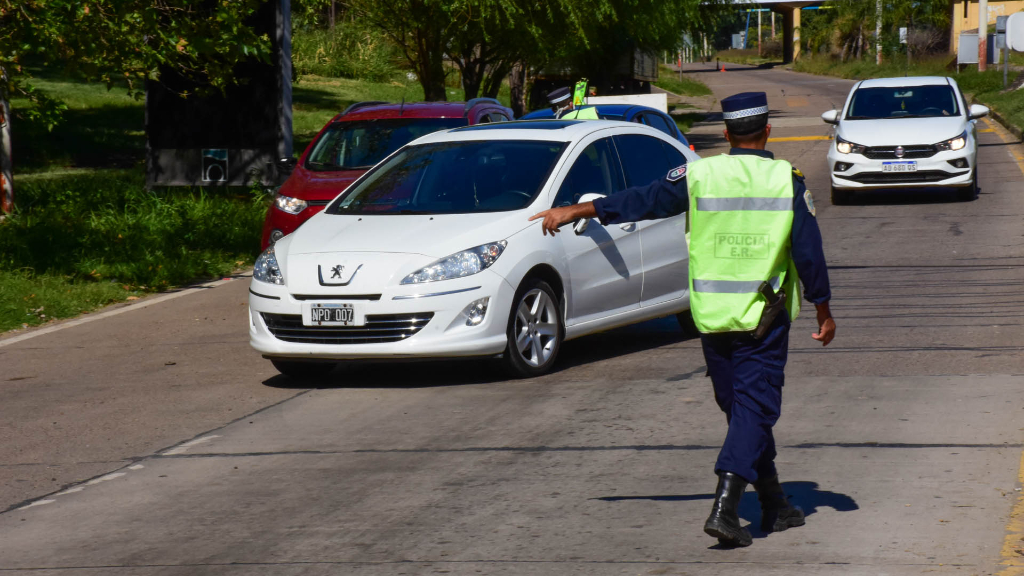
835, 170, 968, 184
261, 313, 433, 344
863, 145, 938, 159
308, 199, 332, 206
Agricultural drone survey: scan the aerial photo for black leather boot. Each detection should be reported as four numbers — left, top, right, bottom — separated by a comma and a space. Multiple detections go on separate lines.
703, 472, 752, 546
754, 474, 805, 533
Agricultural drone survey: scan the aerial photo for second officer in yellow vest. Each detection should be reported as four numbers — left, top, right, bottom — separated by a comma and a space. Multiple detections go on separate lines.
530, 91, 836, 547
545, 86, 599, 120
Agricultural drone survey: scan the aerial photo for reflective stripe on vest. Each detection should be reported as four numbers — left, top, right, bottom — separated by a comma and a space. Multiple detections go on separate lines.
686, 154, 800, 333
692, 277, 780, 294
695, 197, 792, 212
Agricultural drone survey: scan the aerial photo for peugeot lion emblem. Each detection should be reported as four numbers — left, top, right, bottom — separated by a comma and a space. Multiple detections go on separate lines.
895, 146, 905, 158
330, 265, 345, 279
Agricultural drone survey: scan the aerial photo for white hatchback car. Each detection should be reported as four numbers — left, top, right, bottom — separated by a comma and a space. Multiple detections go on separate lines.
249, 120, 700, 378
821, 76, 989, 204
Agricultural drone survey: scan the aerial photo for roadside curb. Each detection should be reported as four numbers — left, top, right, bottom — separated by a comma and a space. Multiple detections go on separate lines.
968, 94, 1021, 143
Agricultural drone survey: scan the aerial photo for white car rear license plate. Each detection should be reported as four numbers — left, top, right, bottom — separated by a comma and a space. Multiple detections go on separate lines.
302, 303, 363, 327
882, 161, 917, 172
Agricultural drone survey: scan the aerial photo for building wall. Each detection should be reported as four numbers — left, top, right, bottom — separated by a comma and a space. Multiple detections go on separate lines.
950, 0, 1024, 51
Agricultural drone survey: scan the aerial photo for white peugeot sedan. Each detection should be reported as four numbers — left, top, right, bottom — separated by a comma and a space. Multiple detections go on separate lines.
249, 120, 700, 378
821, 76, 989, 204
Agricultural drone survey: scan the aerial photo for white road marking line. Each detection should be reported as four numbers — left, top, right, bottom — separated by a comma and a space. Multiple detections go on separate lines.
53, 487, 85, 496
85, 472, 126, 485
18, 500, 55, 510
0, 275, 247, 348
163, 435, 221, 455
128, 464, 145, 470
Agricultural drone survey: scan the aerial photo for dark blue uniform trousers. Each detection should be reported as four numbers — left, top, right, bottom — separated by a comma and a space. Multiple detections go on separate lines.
699, 314, 790, 484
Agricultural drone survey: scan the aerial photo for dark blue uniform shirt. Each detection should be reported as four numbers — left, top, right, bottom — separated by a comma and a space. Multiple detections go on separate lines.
592, 148, 831, 304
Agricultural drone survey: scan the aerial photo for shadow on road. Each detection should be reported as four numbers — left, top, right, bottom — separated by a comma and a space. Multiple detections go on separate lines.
595, 480, 858, 543
834, 186, 981, 206
262, 316, 696, 389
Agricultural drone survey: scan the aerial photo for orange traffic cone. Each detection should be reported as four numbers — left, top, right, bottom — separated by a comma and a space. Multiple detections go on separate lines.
720, 65, 726, 72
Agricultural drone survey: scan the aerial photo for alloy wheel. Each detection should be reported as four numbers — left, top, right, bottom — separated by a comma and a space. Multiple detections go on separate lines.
512, 288, 559, 367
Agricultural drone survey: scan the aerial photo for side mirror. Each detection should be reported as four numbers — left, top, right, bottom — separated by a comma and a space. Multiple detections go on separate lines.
821, 110, 840, 125
968, 104, 989, 120
572, 193, 606, 235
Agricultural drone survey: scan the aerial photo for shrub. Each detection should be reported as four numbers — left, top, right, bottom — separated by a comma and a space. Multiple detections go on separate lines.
291, 21, 401, 82
0, 170, 268, 288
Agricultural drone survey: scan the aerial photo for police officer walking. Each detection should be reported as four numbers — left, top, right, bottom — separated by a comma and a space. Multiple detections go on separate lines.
546, 86, 599, 119
529, 92, 836, 547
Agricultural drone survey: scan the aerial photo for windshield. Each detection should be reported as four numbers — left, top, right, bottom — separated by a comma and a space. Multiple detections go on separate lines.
327, 140, 568, 215
846, 85, 961, 120
305, 118, 466, 171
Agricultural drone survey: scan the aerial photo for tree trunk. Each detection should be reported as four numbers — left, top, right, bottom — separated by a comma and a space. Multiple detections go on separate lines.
509, 62, 528, 118
413, 29, 447, 101
1, 67, 13, 215
481, 61, 512, 99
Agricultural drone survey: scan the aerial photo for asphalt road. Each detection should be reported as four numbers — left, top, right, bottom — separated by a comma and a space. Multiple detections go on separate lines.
2, 63, 1024, 575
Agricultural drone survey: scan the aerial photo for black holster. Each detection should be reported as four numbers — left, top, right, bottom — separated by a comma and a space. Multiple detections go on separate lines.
753, 282, 787, 340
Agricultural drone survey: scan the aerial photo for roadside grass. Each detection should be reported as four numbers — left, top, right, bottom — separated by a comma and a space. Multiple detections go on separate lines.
0, 169, 267, 332
792, 54, 1024, 132
671, 112, 706, 134
654, 64, 713, 97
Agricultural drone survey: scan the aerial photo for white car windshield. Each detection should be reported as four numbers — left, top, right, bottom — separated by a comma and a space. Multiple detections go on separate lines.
306, 118, 467, 171
846, 86, 961, 120
328, 140, 568, 215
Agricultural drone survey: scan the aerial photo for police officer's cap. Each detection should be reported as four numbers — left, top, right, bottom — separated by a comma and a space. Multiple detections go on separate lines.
546, 87, 571, 106
721, 92, 769, 135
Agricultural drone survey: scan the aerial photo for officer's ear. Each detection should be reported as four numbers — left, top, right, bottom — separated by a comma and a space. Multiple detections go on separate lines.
763, 124, 772, 143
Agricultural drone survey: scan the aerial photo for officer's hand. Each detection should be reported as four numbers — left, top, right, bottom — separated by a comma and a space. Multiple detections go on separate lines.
812, 302, 835, 346
812, 317, 836, 346
529, 203, 597, 237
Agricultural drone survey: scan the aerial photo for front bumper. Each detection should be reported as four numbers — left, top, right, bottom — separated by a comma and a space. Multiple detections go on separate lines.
828, 146, 975, 189
248, 270, 514, 360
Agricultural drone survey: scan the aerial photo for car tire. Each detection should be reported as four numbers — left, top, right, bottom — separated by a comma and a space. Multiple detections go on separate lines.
676, 309, 700, 337
957, 171, 978, 202
831, 185, 851, 206
270, 359, 335, 380
503, 278, 564, 378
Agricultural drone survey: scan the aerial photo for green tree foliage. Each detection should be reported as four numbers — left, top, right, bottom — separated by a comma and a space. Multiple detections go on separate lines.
802, 0, 950, 61
0, 0, 273, 211
341, 0, 728, 103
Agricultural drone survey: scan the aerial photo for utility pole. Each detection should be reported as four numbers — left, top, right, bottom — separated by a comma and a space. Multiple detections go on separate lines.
979, 0, 988, 71
876, 0, 883, 64
771, 11, 776, 39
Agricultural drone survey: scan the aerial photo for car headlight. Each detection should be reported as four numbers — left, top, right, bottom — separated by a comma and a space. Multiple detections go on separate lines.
936, 131, 968, 152
274, 193, 308, 215
253, 246, 284, 285
401, 241, 507, 284
835, 136, 866, 155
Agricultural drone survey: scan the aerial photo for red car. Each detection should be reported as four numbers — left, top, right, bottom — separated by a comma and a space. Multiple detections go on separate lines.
262, 98, 515, 248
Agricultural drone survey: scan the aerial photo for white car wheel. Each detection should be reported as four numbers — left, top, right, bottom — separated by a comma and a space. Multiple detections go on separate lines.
504, 279, 563, 377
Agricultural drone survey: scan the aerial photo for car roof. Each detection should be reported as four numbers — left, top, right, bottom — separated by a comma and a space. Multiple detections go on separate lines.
857, 76, 953, 88
412, 119, 675, 145
338, 100, 512, 122
520, 103, 662, 120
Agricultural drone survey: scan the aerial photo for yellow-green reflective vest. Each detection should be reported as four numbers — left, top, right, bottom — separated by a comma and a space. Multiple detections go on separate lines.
559, 107, 599, 120
687, 154, 801, 333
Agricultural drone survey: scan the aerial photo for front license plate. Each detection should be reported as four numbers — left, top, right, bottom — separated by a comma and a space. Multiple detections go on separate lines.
302, 303, 363, 327
882, 161, 917, 172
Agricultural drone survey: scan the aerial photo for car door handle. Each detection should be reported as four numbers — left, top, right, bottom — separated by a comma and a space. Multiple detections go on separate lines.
619, 222, 636, 232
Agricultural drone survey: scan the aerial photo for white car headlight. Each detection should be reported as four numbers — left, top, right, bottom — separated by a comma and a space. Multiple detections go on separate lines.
275, 193, 308, 215
401, 241, 507, 284
835, 136, 866, 155
253, 246, 285, 285
936, 131, 968, 152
